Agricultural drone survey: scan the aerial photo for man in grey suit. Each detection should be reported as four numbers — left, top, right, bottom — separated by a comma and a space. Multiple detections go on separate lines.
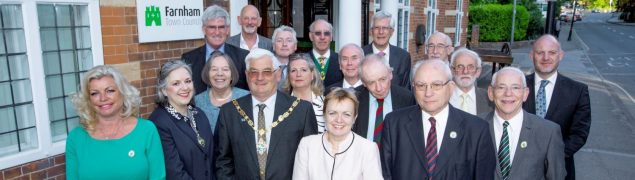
481, 67, 565, 180
362, 11, 411, 88
449, 48, 493, 115
226, 5, 273, 52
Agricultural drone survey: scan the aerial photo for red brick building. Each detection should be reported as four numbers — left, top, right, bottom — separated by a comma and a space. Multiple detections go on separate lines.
0, 0, 468, 178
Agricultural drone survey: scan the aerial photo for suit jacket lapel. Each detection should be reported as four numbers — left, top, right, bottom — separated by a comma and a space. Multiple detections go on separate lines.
266, 92, 291, 166
509, 111, 534, 177
523, 74, 537, 114
483, 112, 503, 176
405, 109, 428, 170
171, 110, 207, 153
435, 106, 466, 174
545, 75, 565, 119
355, 88, 371, 137
237, 96, 259, 167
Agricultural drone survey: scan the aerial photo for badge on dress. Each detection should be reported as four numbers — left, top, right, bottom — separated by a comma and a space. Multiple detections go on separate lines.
520, 141, 528, 149
128, 150, 135, 158
450, 131, 457, 139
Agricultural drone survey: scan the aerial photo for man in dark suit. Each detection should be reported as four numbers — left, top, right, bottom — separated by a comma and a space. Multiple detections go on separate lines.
362, 11, 411, 88
307, 19, 342, 87
352, 54, 415, 143
214, 48, 318, 180
449, 48, 493, 115
325, 43, 364, 95
182, 5, 250, 94
381, 60, 496, 179
482, 67, 565, 180
226, 5, 273, 52
522, 35, 591, 180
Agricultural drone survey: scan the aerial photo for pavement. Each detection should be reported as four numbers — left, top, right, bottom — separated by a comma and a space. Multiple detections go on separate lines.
606, 12, 635, 26
474, 16, 635, 179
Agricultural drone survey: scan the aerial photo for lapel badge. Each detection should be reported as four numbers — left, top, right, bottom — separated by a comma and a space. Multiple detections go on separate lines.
520, 141, 528, 149
241, 118, 245, 122
128, 150, 135, 158
449, 131, 457, 139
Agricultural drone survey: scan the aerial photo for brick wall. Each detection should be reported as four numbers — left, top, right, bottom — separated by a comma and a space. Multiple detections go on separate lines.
0, 154, 65, 180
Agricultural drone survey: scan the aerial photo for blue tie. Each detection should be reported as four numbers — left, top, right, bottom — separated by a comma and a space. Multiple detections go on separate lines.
536, 80, 549, 118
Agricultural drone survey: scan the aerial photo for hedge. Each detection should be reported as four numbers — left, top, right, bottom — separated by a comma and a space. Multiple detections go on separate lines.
469, 4, 530, 42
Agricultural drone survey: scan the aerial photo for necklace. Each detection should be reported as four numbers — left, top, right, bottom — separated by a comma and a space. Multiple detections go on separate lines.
165, 104, 206, 147
212, 90, 232, 101
102, 119, 124, 140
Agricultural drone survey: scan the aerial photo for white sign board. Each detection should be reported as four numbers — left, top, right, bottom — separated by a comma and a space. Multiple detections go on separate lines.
136, 0, 204, 43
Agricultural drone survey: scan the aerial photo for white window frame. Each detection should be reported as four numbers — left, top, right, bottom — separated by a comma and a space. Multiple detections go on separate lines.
454, 0, 464, 47
396, 2, 410, 50
424, 0, 438, 42
0, 0, 103, 170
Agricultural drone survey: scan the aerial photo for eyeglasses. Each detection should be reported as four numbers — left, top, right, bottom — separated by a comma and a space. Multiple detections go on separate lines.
206, 25, 227, 31
413, 80, 451, 91
312, 31, 331, 37
247, 69, 277, 78
275, 38, 295, 44
426, 44, 449, 50
340, 55, 361, 62
492, 85, 526, 94
372, 26, 393, 32
452, 64, 478, 72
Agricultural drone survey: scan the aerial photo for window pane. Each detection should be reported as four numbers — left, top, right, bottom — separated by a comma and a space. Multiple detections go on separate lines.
0, 31, 5, 55
45, 75, 63, 98
0, 82, 11, 106
8, 54, 29, 79
4, 29, 26, 53
43, 52, 61, 75
18, 128, 38, 151
0, 56, 8, 81
48, 98, 65, 121
60, 51, 77, 73
62, 74, 78, 95
1, 5, 24, 28
77, 50, 93, 71
37, 4, 56, 28
11, 79, 32, 103
51, 120, 67, 142
15, 104, 35, 129
55, 5, 72, 27
57, 28, 73, 50
73, 6, 89, 26
0, 107, 16, 133
75, 27, 91, 48
40, 28, 59, 51
68, 117, 80, 131
0, 132, 18, 157
65, 98, 77, 117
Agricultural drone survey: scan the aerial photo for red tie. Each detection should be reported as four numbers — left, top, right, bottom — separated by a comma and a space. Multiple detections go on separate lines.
426, 117, 438, 179
373, 99, 384, 144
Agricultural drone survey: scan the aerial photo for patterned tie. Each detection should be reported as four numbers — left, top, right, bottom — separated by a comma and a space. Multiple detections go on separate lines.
378, 51, 386, 57
426, 117, 438, 180
373, 99, 385, 144
460, 93, 469, 113
498, 121, 511, 180
256, 104, 268, 180
318, 56, 326, 67
536, 80, 549, 118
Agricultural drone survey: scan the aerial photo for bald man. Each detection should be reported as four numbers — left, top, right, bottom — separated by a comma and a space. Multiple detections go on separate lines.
522, 34, 591, 180
227, 5, 273, 51
426, 32, 455, 63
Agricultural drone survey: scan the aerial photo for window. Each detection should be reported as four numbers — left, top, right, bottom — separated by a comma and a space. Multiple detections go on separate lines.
454, 0, 464, 46
396, 1, 410, 50
425, 0, 438, 42
0, 0, 103, 170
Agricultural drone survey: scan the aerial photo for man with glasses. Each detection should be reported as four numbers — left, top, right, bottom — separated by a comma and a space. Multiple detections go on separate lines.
182, 5, 250, 94
325, 43, 364, 94
522, 35, 591, 180
352, 54, 415, 143
449, 48, 493, 115
426, 32, 455, 63
362, 11, 412, 88
226, 5, 273, 52
308, 19, 343, 87
271, 25, 298, 88
380, 59, 495, 179
215, 48, 318, 180
479, 67, 565, 180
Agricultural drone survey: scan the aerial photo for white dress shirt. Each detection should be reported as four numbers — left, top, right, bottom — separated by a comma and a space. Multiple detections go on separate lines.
239, 33, 260, 50
292, 133, 384, 180
534, 72, 558, 111
372, 43, 391, 64
312, 49, 331, 61
366, 92, 393, 141
422, 105, 450, 152
252, 93, 277, 149
342, 79, 363, 89
449, 87, 477, 115
493, 111, 524, 164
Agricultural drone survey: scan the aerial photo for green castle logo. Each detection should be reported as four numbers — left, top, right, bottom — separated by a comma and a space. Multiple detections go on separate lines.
145, 6, 162, 26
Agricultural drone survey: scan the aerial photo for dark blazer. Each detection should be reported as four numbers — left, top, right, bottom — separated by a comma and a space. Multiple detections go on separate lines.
480, 111, 566, 180
324, 80, 344, 95
380, 105, 496, 180
149, 106, 215, 180
226, 34, 274, 52
214, 92, 318, 180
352, 85, 416, 138
475, 87, 494, 115
182, 44, 250, 94
308, 51, 343, 87
362, 44, 412, 88
522, 73, 591, 180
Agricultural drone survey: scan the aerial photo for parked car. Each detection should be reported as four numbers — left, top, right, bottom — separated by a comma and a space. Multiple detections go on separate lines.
560, 12, 582, 22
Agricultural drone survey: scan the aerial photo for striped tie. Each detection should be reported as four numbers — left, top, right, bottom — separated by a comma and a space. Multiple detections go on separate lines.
536, 80, 549, 118
425, 117, 438, 180
373, 99, 385, 144
498, 121, 511, 180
